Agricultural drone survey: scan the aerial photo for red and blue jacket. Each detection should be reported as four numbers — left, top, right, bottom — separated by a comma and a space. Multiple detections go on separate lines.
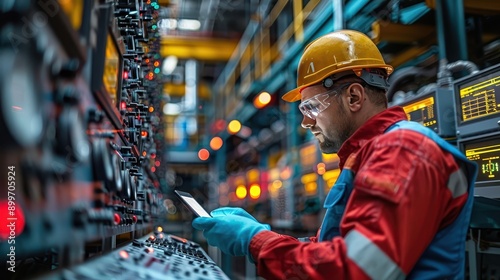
249, 106, 477, 279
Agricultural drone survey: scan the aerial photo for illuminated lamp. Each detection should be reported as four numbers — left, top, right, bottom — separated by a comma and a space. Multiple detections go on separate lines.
316, 162, 326, 175
0, 200, 25, 240
227, 120, 241, 134
249, 183, 261, 199
235, 185, 247, 199
253, 91, 271, 109
210, 137, 223, 150
198, 148, 210, 161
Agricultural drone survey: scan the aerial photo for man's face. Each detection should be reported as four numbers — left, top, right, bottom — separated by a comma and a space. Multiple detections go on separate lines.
299, 83, 355, 153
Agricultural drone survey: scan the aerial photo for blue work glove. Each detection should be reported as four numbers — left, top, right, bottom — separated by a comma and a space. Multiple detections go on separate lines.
192, 207, 270, 258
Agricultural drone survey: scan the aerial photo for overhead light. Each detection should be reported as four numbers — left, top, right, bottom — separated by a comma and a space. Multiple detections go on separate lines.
178, 19, 201, 31
162, 55, 178, 75
158, 18, 177, 30
163, 103, 182, 115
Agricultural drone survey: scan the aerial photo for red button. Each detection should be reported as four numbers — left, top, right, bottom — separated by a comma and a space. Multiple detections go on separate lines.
114, 213, 121, 225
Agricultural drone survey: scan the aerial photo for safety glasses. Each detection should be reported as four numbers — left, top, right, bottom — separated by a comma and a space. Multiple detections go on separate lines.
298, 83, 351, 120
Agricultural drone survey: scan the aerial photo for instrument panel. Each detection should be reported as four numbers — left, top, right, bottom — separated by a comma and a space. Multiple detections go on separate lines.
0, 0, 227, 278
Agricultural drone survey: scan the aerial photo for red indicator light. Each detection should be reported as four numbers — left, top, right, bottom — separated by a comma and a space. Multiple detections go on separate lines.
113, 213, 121, 225
0, 201, 26, 241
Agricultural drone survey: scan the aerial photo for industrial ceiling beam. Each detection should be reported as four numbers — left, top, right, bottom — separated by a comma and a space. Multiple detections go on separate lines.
371, 20, 435, 44
163, 82, 211, 99
426, 0, 500, 15
160, 36, 239, 61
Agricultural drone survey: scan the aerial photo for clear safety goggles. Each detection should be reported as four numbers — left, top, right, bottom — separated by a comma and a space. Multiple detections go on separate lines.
298, 83, 351, 120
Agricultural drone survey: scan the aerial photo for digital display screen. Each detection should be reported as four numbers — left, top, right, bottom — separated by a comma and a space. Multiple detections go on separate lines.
402, 96, 438, 129
103, 33, 120, 104
181, 196, 212, 217
458, 71, 500, 123
463, 137, 500, 184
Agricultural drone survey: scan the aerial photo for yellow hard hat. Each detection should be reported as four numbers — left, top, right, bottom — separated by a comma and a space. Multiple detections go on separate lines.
282, 30, 393, 102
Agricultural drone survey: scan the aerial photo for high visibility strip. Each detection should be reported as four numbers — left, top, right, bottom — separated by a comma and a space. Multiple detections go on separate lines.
447, 169, 468, 198
345, 230, 406, 280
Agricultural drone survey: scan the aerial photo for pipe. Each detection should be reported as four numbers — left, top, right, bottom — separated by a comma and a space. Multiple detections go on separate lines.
436, 58, 479, 88
386, 66, 437, 102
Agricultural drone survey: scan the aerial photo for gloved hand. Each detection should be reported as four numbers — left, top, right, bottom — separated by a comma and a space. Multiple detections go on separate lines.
192, 207, 270, 257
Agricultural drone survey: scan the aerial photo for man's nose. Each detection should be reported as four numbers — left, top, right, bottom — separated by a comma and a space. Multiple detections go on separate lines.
301, 116, 315, 129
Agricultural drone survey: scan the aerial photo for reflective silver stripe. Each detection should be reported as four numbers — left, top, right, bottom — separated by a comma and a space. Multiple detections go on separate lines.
345, 230, 405, 280
447, 169, 468, 198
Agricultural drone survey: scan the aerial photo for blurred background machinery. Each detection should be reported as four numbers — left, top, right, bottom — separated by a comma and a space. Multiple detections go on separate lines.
1, 0, 500, 279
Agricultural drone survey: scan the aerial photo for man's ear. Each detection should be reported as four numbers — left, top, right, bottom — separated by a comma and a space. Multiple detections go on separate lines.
346, 83, 365, 111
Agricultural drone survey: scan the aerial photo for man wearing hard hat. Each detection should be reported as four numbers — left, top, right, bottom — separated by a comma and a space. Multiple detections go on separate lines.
193, 30, 478, 280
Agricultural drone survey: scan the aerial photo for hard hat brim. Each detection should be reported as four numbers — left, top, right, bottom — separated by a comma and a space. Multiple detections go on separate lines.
282, 88, 302, 102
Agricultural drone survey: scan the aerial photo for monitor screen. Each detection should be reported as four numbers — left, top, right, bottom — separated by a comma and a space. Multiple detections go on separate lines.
396, 89, 456, 137
458, 71, 500, 122
103, 33, 121, 105
402, 95, 437, 129
456, 66, 500, 125
463, 135, 500, 185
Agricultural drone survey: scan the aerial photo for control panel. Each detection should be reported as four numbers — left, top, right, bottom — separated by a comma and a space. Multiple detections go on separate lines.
39, 231, 229, 280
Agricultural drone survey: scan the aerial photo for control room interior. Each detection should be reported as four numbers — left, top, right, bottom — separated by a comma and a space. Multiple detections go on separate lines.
0, 0, 500, 279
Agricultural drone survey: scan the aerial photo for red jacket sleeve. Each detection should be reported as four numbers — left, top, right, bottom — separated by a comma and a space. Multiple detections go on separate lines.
249, 130, 466, 279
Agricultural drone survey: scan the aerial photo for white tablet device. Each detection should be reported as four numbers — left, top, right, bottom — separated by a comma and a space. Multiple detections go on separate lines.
174, 190, 212, 218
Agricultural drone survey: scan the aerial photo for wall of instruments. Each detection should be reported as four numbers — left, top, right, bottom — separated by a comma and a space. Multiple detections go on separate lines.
0, 1, 226, 279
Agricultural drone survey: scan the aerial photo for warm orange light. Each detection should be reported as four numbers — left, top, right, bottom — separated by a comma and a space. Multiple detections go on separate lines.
253, 91, 271, 109
142, 151, 147, 157
280, 167, 292, 180
119, 250, 129, 259
149, 106, 154, 113
235, 185, 247, 199
316, 162, 326, 175
198, 148, 210, 161
249, 184, 261, 199
210, 137, 223, 150
154, 61, 160, 67
145, 58, 150, 64
227, 120, 241, 134
141, 131, 148, 137
157, 226, 163, 232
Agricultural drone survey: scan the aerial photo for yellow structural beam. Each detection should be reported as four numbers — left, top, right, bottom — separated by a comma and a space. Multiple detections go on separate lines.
426, 0, 500, 14
372, 20, 435, 45
163, 82, 211, 99
372, 19, 498, 67
160, 36, 239, 62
